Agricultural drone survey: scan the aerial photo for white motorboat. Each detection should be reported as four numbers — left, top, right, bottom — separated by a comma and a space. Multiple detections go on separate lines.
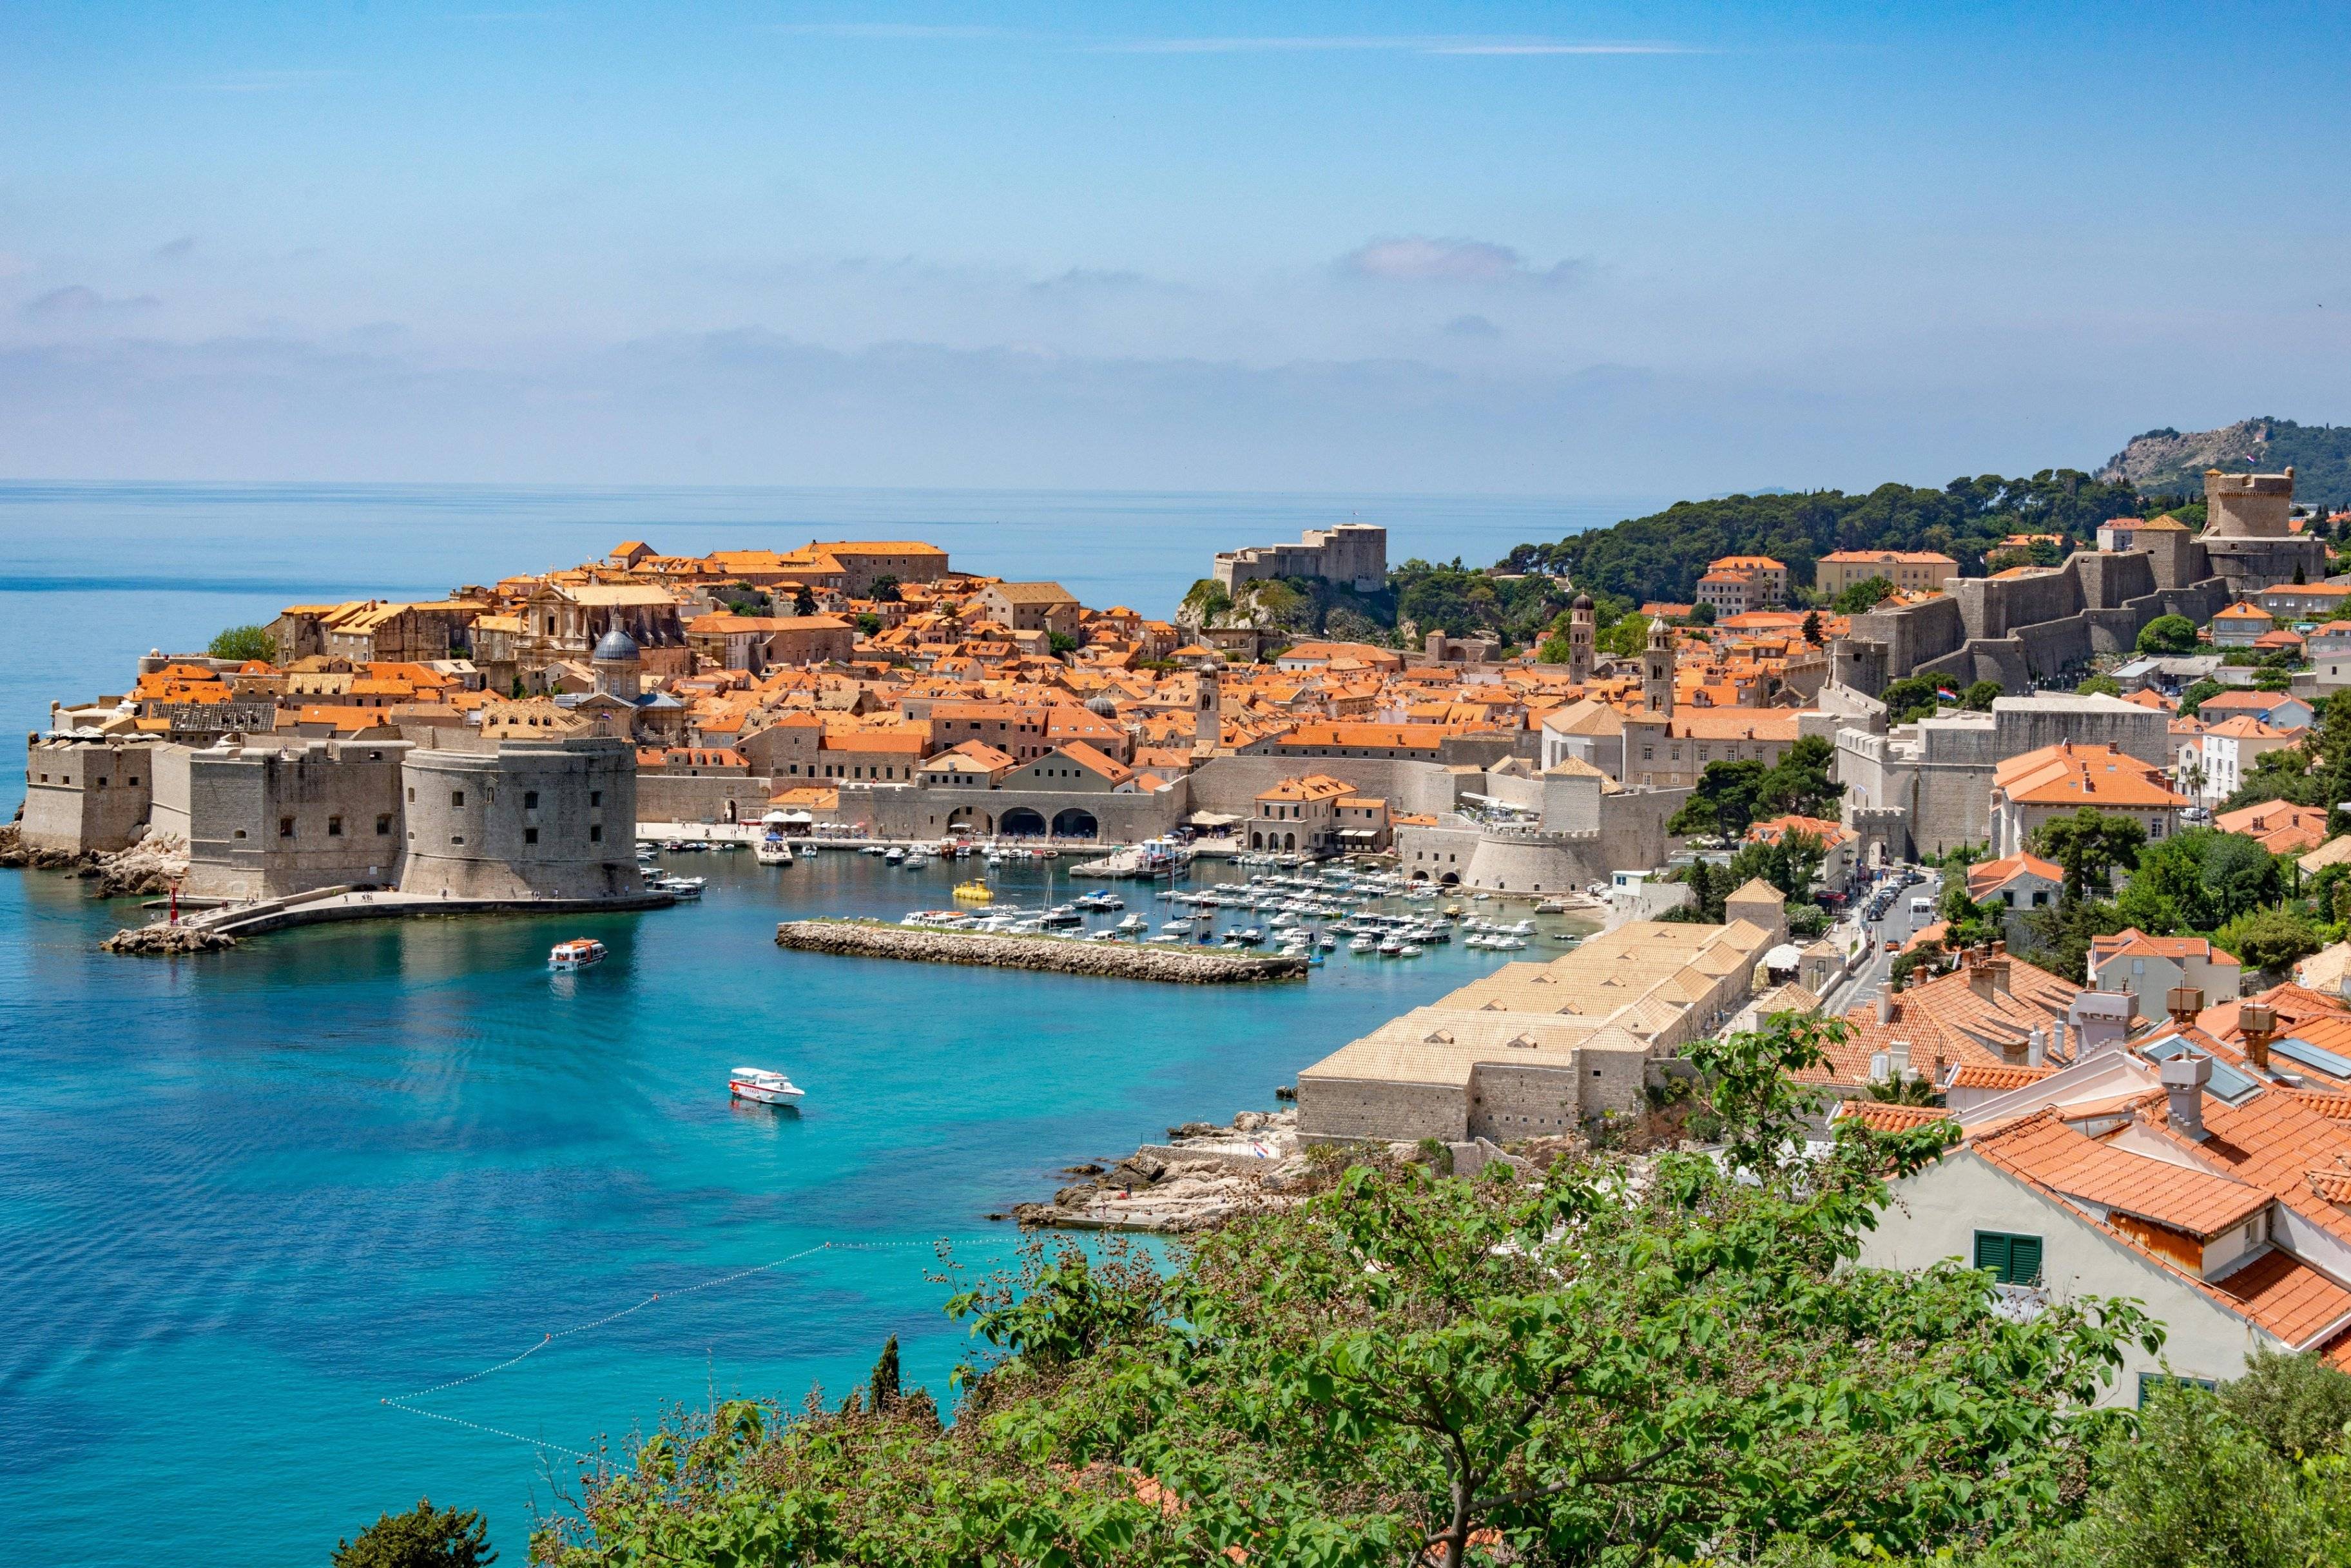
1349, 934, 1378, 954
729, 1067, 804, 1107
755, 838, 794, 865
549, 938, 606, 971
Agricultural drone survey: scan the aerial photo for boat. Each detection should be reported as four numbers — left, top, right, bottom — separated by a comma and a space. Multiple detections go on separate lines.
1349, 934, 1378, 954
662, 839, 688, 852
1116, 913, 1149, 934
1398, 944, 1424, 958
729, 1067, 804, 1107
548, 938, 606, 971
953, 880, 995, 903
884, 847, 905, 864
1377, 938, 1404, 956
755, 838, 794, 866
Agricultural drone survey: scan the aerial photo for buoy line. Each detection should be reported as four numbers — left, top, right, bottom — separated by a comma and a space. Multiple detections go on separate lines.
376, 1234, 1019, 1461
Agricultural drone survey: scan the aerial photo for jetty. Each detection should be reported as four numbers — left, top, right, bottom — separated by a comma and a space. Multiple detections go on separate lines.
102, 884, 675, 954
776, 919, 1308, 983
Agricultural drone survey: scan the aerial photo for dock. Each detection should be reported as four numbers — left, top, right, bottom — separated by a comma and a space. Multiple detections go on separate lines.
102, 884, 675, 953
775, 918, 1308, 983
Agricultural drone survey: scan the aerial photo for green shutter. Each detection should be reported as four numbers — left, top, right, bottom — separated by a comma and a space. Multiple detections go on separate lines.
1973, 1232, 2010, 1279
2009, 1234, 2043, 1285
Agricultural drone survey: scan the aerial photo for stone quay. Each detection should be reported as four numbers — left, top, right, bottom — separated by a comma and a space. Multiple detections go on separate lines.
775, 918, 1309, 983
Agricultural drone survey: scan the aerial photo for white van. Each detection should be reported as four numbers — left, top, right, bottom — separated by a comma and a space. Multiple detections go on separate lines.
1909, 895, 1936, 918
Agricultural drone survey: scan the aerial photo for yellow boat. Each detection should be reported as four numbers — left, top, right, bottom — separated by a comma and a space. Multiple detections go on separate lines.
953, 880, 994, 903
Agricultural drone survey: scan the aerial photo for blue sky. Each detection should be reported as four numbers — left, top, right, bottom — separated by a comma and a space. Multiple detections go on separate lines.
3, 1, 2348, 494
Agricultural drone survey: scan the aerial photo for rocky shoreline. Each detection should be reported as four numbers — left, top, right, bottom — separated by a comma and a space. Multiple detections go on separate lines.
775, 920, 1310, 983
1, 823, 191, 897
101, 922, 238, 956
1011, 1110, 1311, 1232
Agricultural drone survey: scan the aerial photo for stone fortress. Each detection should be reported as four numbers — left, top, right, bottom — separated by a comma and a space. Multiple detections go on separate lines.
1826, 465, 2311, 696
1212, 523, 1388, 595
22, 726, 641, 904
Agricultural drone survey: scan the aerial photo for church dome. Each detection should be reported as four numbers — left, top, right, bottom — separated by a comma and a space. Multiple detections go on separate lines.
1572, 593, 1593, 612
593, 625, 641, 662
1085, 694, 1121, 718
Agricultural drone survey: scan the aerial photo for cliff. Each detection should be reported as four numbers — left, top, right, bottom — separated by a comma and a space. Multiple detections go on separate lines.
2098, 418, 2351, 507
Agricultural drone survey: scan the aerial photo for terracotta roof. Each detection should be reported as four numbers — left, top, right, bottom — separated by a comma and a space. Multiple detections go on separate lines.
1835, 1100, 1952, 1131
1948, 1061, 2059, 1091
1993, 743, 2188, 809
1972, 1109, 2272, 1239
1966, 852, 2064, 900
2205, 1248, 2351, 1346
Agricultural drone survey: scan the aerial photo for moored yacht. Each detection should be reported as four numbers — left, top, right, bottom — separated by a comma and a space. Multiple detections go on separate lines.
729, 1067, 804, 1107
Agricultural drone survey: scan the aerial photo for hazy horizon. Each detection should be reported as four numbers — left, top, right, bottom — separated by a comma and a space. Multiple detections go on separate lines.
5, 1, 2347, 495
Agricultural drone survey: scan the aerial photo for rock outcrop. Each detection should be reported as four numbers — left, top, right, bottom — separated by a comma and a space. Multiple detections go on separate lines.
1014, 1110, 1309, 1232
0, 822, 95, 873
101, 922, 238, 956
90, 830, 189, 898
777, 920, 1310, 983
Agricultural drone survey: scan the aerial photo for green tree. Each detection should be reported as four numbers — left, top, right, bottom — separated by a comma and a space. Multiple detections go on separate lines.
1727, 829, 1826, 903
1755, 733, 1845, 819
335, 1500, 495, 1568
1047, 630, 1078, 657
1667, 759, 1768, 840
1832, 576, 1897, 614
2074, 673, 2122, 696
2052, 1386, 2321, 1568
2177, 677, 2225, 718
1880, 674, 1944, 724
2018, 897, 2127, 982
869, 574, 902, 603
868, 1333, 902, 1411
542, 1014, 2162, 1568
854, 612, 882, 636
207, 623, 276, 663
1800, 608, 1823, 644
1662, 858, 1730, 924
2254, 666, 2294, 692
2116, 826, 2286, 935
1599, 610, 1650, 659
2029, 808, 2149, 900
792, 585, 818, 615
2212, 905, 2321, 974
1962, 678, 2002, 710
2136, 614, 2201, 656
2220, 1346, 2351, 1460
2224, 744, 2322, 813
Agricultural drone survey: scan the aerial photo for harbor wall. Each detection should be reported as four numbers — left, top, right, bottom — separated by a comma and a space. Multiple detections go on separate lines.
19, 737, 157, 855
775, 919, 1308, 982
399, 737, 641, 900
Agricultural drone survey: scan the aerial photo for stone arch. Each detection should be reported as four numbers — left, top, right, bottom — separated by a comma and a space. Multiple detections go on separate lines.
1438, 871, 1460, 886
946, 805, 992, 835
1000, 807, 1047, 838
1051, 808, 1099, 839
1282, 832, 1295, 851
1250, 830, 1264, 849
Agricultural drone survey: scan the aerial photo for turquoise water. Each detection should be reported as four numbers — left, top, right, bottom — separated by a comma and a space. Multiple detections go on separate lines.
0, 485, 1640, 1566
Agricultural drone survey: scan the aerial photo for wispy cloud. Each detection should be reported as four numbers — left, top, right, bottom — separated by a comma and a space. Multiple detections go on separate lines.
1339, 237, 1583, 287
152, 236, 198, 263
21, 285, 162, 320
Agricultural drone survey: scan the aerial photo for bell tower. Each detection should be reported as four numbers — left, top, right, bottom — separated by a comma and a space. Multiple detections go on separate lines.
1195, 669, 1221, 752
1641, 617, 1674, 716
1567, 594, 1595, 682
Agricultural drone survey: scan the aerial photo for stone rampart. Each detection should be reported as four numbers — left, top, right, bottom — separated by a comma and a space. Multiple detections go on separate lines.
636, 772, 778, 826
775, 919, 1307, 982
19, 737, 159, 855
399, 737, 640, 900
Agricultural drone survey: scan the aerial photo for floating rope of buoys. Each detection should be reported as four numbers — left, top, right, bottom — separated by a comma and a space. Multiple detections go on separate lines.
376, 1234, 1020, 1459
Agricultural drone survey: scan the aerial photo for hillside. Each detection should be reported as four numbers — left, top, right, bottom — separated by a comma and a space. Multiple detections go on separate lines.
1497, 472, 2144, 606
2097, 416, 2351, 507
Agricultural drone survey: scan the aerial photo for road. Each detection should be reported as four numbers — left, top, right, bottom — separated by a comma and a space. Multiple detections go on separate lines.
1831, 868, 1944, 1016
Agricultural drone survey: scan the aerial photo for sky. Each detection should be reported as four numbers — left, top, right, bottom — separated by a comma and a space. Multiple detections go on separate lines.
3, 1, 2349, 496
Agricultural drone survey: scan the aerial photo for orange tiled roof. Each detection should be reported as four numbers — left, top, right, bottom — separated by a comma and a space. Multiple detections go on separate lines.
1971, 1108, 2271, 1239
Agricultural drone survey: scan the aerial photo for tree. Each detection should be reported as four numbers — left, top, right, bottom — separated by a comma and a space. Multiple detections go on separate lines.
541, 1014, 2162, 1568
2178, 677, 2225, 718
1688, 600, 1716, 625
2213, 906, 2321, 974
2223, 744, 2322, 814
2075, 673, 2122, 696
1832, 576, 1897, 614
1754, 733, 1844, 818
2018, 896, 2127, 982
207, 623, 276, 663
1879, 674, 1944, 724
2136, 614, 2201, 656
1800, 609, 1823, 644
869, 1334, 902, 1412
1667, 759, 1768, 840
1727, 828, 1826, 903
855, 612, 883, 636
2116, 826, 2285, 935
1047, 630, 1079, 657
2029, 807, 2149, 900
1598, 610, 1650, 659
2052, 1384, 2325, 1568
2220, 1347, 2351, 1460
2255, 666, 2293, 692
1661, 858, 1729, 924
793, 585, 818, 615
335, 1500, 495, 1568
1961, 678, 2002, 710
869, 574, 902, 603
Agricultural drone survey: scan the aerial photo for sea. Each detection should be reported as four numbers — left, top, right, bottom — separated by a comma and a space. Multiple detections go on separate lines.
0, 483, 1654, 1567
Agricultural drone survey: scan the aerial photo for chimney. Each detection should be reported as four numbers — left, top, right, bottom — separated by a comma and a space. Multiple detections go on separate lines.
2165, 985, 2205, 1025
1888, 1041, 1911, 1082
1879, 974, 1899, 1025
2161, 1054, 2212, 1142
2026, 1027, 2046, 1068
1967, 951, 1998, 1003
2240, 1000, 2278, 1075
1985, 942, 2012, 998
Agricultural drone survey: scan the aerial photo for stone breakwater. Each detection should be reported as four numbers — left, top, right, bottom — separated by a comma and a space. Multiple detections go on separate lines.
775, 920, 1309, 983
101, 923, 238, 956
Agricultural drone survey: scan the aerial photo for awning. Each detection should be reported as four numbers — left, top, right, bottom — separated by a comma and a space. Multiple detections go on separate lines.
1339, 829, 1379, 839
1188, 811, 1243, 827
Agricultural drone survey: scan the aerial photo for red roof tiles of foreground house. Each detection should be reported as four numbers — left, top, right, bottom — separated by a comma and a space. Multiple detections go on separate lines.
1966, 851, 2065, 901
1993, 742, 2188, 809
1947, 1061, 2060, 1092
1971, 1107, 2274, 1239
1819, 949, 2079, 1087
1835, 1101, 1952, 1132
2089, 928, 2233, 966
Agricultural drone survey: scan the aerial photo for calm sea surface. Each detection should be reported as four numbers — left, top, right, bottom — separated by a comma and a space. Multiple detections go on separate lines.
0, 484, 1646, 1567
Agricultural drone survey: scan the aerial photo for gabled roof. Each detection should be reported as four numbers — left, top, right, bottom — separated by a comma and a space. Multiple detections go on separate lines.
1971, 1108, 2272, 1239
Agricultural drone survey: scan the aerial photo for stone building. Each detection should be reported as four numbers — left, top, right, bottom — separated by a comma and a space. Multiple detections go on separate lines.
1295, 916, 1777, 1148
2198, 467, 2327, 594
396, 735, 639, 900
1814, 550, 1960, 598
975, 582, 1081, 637
151, 736, 411, 900
18, 736, 160, 855
1211, 523, 1388, 595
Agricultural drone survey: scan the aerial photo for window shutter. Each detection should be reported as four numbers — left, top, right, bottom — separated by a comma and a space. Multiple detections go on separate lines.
2009, 1234, 2042, 1285
1973, 1232, 2009, 1279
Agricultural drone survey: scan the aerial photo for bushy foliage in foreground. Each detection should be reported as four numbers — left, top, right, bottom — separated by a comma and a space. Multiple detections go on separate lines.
534, 1019, 2180, 1567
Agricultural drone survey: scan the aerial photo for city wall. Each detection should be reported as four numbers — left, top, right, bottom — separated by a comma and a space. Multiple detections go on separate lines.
19, 738, 159, 856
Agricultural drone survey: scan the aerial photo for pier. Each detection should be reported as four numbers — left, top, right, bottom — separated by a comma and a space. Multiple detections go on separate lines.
775, 918, 1309, 982
101, 884, 675, 953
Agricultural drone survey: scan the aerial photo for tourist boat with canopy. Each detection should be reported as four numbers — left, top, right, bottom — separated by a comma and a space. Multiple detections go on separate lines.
549, 938, 606, 971
730, 1067, 804, 1107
